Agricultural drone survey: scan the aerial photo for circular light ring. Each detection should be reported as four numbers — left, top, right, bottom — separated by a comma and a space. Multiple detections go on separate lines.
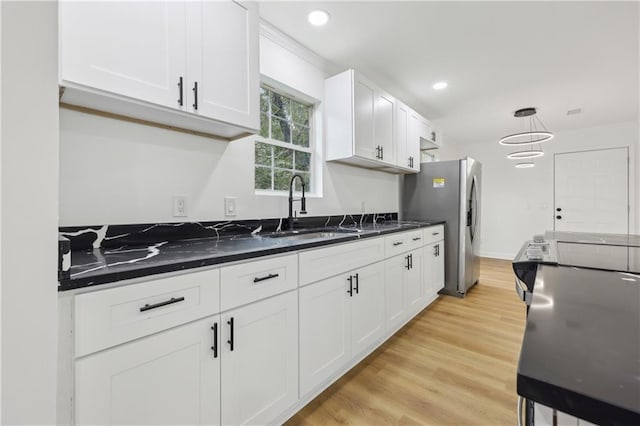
515, 162, 535, 169
507, 150, 544, 159
308, 10, 330, 26
499, 131, 554, 146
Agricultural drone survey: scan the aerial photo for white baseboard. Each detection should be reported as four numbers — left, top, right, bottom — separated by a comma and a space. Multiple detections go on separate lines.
479, 251, 515, 260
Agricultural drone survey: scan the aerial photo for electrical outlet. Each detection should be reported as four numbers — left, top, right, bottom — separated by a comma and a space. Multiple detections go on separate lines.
173, 196, 187, 217
224, 196, 237, 217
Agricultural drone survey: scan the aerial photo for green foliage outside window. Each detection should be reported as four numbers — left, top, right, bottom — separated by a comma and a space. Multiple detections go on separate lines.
255, 86, 313, 192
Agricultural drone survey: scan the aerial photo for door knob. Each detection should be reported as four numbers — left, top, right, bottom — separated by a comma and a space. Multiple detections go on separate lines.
556, 208, 562, 212
556, 215, 562, 220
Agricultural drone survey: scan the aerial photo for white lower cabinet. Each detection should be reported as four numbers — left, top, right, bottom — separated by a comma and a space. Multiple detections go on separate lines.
384, 248, 424, 333
221, 291, 299, 426
75, 315, 221, 425
299, 262, 385, 395
424, 240, 445, 301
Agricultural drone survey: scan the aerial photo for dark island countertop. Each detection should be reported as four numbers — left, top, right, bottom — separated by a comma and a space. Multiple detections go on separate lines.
517, 264, 640, 425
60, 220, 445, 291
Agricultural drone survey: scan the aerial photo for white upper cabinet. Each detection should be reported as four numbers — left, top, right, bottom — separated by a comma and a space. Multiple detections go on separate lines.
59, 1, 187, 110
186, 0, 259, 130
59, 0, 259, 139
325, 69, 397, 169
397, 101, 420, 173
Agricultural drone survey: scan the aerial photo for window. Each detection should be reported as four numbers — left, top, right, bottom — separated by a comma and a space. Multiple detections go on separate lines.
255, 86, 313, 193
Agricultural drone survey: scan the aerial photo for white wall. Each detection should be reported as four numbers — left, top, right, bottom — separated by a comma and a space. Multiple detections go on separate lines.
1, 1, 59, 424
456, 121, 639, 259
59, 26, 399, 226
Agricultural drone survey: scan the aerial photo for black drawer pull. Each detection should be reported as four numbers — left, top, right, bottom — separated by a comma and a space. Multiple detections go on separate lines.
211, 323, 218, 358
354, 273, 359, 294
406, 254, 411, 270
412, 237, 421, 241
410, 253, 413, 269
140, 296, 185, 312
253, 273, 279, 283
432, 232, 440, 236
347, 275, 353, 297
227, 317, 234, 351
393, 241, 403, 246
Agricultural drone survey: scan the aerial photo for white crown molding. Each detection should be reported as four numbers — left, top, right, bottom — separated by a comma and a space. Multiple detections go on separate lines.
259, 19, 341, 76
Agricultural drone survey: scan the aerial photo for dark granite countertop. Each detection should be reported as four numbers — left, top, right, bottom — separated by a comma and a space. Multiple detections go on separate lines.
517, 265, 640, 425
60, 220, 445, 291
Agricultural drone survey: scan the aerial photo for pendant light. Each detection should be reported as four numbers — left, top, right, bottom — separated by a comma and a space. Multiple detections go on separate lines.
500, 107, 553, 168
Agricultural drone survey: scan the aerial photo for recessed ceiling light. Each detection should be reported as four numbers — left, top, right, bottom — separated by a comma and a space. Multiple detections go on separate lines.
308, 10, 330, 26
433, 81, 448, 90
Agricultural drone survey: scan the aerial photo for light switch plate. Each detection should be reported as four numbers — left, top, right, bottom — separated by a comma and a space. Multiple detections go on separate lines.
224, 197, 237, 217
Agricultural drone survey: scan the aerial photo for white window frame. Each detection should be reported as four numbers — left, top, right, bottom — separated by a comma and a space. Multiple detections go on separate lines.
254, 82, 322, 198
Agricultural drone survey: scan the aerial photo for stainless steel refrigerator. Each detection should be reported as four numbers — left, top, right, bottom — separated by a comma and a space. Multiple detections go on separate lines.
402, 157, 482, 297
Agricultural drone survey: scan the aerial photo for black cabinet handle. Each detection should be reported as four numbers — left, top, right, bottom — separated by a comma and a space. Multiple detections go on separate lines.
140, 296, 185, 312
556, 215, 562, 220
380, 146, 384, 160
177, 76, 183, 106
556, 208, 562, 212
347, 275, 353, 297
412, 236, 421, 241
253, 273, 279, 283
433, 245, 438, 256
436, 244, 440, 257
406, 254, 411, 270
432, 232, 440, 236
410, 253, 413, 269
393, 241, 404, 246
192, 81, 199, 110
354, 273, 359, 294
211, 322, 218, 358
227, 317, 234, 351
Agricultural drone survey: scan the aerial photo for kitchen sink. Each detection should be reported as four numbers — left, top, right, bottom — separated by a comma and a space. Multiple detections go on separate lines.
265, 228, 359, 241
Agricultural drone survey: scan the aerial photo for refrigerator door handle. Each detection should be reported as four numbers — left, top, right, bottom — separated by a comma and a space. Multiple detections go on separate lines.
469, 175, 478, 242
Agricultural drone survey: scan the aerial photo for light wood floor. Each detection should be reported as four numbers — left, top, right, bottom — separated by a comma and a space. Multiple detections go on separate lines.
286, 258, 526, 426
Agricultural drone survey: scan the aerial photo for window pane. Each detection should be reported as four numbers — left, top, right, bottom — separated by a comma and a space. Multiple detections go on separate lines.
292, 124, 310, 148
255, 142, 272, 166
294, 172, 310, 192
294, 151, 311, 172
271, 117, 291, 143
291, 100, 310, 126
274, 146, 293, 169
270, 91, 290, 121
260, 87, 269, 113
260, 113, 269, 139
274, 169, 293, 191
255, 166, 272, 190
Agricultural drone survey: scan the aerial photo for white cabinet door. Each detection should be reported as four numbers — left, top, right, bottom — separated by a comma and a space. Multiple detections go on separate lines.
384, 255, 407, 333
406, 249, 424, 314
376, 90, 396, 166
60, 0, 186, 110
407, 110, 421, 172
221, 291, 298, 426
433, 241, 445, 293
351, 262, 386, 356
299, 274, 351, 395
396, 101, 410, 169
186, 0, 259, 130
424, 241, 445, 301
353, 74, 376, 160
75, 315, 221, 425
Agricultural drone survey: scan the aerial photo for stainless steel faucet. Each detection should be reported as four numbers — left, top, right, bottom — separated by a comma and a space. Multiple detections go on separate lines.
288, 174, 307, 230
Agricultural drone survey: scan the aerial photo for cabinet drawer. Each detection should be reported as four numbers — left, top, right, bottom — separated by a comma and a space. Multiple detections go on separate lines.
405, 230, 425, 251
220, 254, 297, 311
423, 225, 445, 245
75, 269, 220, 357
299, 237, 385, 286
385, 232, 409, 257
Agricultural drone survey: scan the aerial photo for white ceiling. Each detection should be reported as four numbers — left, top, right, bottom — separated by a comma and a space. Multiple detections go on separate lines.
259, 1, 639, 144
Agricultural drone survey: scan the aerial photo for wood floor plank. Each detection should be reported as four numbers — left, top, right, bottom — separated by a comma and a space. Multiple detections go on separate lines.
286, 258, 526, 426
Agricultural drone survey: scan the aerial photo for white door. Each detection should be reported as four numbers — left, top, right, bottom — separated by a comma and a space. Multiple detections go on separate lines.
384, 255, 407, 333
299, 275, 351, 395
60, 1, 186, 110
221, 291, 298, 426
433, 241, 445, 294
354, 74, 376, 160
554, 148, 629, 234
186, 0, 259, 130
406, 249, 424, 314
396, 101, 410, 169
75, 316, 221, 425
351, 262, 386, 356
375, 90, 396, 165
